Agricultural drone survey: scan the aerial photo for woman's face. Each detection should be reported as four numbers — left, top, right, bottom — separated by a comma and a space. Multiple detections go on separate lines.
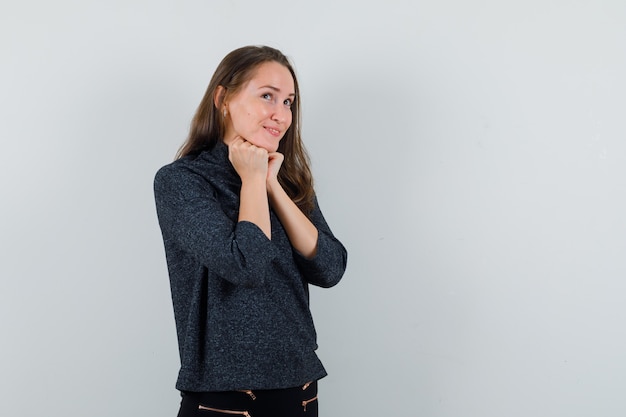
223, 61, 295, 152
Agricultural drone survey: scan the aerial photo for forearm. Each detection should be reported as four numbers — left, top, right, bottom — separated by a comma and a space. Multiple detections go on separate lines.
239, 177, 271, 239
267, 179, 318, 258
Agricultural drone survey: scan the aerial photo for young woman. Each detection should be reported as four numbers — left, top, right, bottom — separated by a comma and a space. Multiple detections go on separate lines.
154, 45, 348, 417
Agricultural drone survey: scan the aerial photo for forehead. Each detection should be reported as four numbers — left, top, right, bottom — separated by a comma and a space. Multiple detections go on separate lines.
247, 61, 295, 92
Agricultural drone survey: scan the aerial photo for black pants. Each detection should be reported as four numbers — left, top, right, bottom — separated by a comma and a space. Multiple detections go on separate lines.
176, 381, 318, 417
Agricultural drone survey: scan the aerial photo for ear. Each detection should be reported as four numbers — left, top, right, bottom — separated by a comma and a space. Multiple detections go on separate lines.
214, 85, 226, 109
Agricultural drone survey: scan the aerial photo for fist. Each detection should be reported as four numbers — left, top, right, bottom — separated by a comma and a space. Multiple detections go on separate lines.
228, 137, 269, 182
267, 152, 284, 181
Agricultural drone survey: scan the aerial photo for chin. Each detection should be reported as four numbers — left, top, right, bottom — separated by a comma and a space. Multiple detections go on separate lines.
250, 138, 280, 153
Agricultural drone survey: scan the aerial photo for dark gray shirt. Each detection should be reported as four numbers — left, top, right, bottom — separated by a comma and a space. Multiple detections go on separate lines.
154, 142, 347, 392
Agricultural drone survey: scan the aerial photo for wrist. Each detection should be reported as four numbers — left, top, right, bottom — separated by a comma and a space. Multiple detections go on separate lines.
241, 175, 267, 190
266, 177, 281, 195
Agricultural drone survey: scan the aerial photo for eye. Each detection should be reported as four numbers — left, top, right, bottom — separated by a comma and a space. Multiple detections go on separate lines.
283, 98, 293, 107
261, 93, 273, 101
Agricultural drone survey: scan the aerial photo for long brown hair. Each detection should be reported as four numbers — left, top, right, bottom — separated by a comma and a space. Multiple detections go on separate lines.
177, 45, 315, 214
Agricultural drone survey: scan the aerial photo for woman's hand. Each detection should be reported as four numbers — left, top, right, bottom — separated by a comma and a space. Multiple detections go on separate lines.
228, 136, 269, 183
228, 137, 271, 239
267, 152, 284, 184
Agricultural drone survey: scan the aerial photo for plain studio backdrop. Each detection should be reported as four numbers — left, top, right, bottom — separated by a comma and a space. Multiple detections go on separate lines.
1, 1, 625, 416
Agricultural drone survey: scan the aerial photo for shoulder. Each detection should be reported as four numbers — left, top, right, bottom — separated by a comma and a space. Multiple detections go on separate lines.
154, 157, 193, 187
153, 155, 216, 199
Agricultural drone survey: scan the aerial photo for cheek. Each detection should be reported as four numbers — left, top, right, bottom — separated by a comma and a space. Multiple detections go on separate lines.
232, 110, 255, 132
230, 103, 273, 136
283, 115, 293, 132
255, 106, 271, 119
241, 106, 264, 125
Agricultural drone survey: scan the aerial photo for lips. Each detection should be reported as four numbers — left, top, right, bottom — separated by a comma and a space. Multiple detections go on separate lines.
264, 126, 281, 137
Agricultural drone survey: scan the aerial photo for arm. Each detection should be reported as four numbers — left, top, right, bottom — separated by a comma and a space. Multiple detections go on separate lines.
154, 162, 279, 287
266, 168, 318, 260
229, 137, 272, 239
266, 152, 318, 258
266, 152, 347, 287
293, 194, 348, 288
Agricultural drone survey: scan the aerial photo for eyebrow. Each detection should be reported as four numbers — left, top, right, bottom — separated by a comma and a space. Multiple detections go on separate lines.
259, 85, 296, 97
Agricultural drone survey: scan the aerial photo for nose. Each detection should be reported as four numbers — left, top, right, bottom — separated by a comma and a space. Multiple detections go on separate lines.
271, 104, 290, 125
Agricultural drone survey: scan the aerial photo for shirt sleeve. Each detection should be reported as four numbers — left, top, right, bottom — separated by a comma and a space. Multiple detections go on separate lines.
293, 195, 348, 288
154, 163, 280, 287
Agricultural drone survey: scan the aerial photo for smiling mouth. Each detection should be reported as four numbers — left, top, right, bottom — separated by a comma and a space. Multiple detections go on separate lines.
265, 127, 281, 136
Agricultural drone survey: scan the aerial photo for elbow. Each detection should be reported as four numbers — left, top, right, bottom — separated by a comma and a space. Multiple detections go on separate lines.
309, 251, 348, 288
317, 274, 344, 288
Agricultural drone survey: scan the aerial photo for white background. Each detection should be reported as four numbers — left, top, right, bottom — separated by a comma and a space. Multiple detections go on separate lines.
2, 1, 625, 416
